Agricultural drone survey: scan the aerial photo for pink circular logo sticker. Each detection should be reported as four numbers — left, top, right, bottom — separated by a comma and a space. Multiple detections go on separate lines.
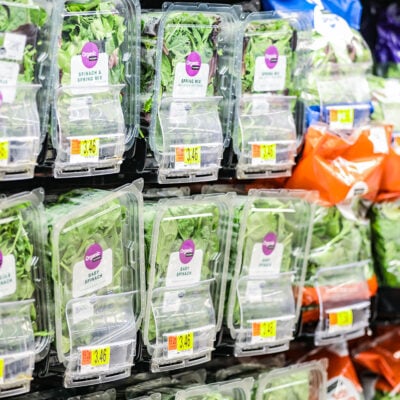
81, 42, 99, 69
179, 239, 195, 264
262, 232, 277, 256
265, 46, 279, 69
84, 243, 103, 270
185, 52, 201, 77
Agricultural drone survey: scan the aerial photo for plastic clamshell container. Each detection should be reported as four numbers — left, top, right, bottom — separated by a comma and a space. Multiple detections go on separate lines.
175, 377, 254, 400
314, 261, 371, 346
67, 388, 117, 400
149, 3, 241, 184
52, 0, 141, 178
0, 0, 60, 180
46, 181, 145, 387
227, 189, 314, 357
131, 395, 162, 400
254, 361, 327, 400
235, 95, 297, 179
144, 193, 234, 372
0, 189, 50, 398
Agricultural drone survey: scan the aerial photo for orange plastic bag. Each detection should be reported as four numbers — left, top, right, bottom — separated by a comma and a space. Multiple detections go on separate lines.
380, 143, 400, 193
286, 124, 392, 205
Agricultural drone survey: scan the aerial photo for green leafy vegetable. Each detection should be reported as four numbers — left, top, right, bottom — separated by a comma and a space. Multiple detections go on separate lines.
370, 201, 400, 287
260, 370, 310, 399
0, 0, 49, 83
58, 0, 126, 85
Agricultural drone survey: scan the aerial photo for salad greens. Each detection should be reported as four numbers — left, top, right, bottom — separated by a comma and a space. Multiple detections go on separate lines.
46, 189, 129, 356
58, 0, 126, 86
0, 0, 48, 83
306, 204, 372, 283
370, 201, 400, 287
241, 19, 295, 95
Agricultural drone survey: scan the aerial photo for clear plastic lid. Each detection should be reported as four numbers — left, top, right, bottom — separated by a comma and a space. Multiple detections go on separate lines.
255, 361, 327, 400
0, 189, 51, 397
67, 388, 117, 400
149, 3, 241, 183
235, 95, 297, 179
0, 0, 60, 179
46, 180, 145, 387
144, 194, 234, 371
315, 261, 371, 346
227, 190, 315, 356
52, 0, 141, 178
175, 377, 254, 400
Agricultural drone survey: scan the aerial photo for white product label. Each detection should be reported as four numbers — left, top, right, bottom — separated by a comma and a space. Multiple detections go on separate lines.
72, 248, 113, 298
71, 53, 109, 88
0, 61, 19, 102
314, 9, 354, 45
172, 62, 209, 98
345, 181, 368, 200
0, 254, 16, 298
72, 300, 94, 324
327, 377, 361, 400
369, 126, 389, 154
69, 96, 91, 121
249, 242, 284, 277
162, 291, 182, 313
2, 33, 26, 61
165, 248, 203, 287
251, 97, 269, 116
253, 55, 286, 92
245, 280, 265, 303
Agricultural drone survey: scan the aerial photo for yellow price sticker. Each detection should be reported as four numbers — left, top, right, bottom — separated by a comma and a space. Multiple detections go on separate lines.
0, 358, 4, 383
252, 320, 277, 339
252, 144, 276, 163
330, 108, 354, 128
81, 346, 110, 369
168, 331, 194, 353
329, 309, 353, 328
80, 138, 99, 158
0, 141, 9, 162
175, 146, 201, 167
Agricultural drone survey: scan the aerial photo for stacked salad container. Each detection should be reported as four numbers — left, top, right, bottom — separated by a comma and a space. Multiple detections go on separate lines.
0, 0, 60, 180
51, 0, 140, 178
148, 3, 240, 184
143, 193, 233, 371
45, 181, 145, 387
0, 190, 51, 397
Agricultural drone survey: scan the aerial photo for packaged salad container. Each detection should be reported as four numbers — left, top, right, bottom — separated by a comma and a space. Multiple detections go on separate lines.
0, 0, 60, 180
254, 361, 327, 400
234, 12, 308, 179
175, 378, 254, 400
300, 201, 374, 346
46, 181, 145, 387
148, 3, 241, 184
0, 189, 50, 398
226, 189, 314, 357
143, 194, 234, 372
51, 0, 140, 178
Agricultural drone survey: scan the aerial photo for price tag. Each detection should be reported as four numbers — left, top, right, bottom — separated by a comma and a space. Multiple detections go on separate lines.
70, 137, 99, 163
329, 108, 354, 130
0, 141, 9, 165
175, 146, 201, 169
167, 331, 194, 358
251, 320, 277, 343
251, 143, 276, 165
329, 309, 353, 332
81, 346, 110, 372
0, 358, 4, 384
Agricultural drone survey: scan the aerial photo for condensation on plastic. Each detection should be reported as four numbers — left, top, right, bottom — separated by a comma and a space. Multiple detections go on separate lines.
0, 188, 51, 397
0, 0, 61, 180
47, 180, 145, 387
143, 193, 234, 371
155, 97, 224, 184
149, 3, 241, 183
235, 95, 297, 179
52, 0, 141, 178
314, 261, 371, 346
175, 377, 254, 400
255, 360, 327, 400
226, 189, 315, 357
